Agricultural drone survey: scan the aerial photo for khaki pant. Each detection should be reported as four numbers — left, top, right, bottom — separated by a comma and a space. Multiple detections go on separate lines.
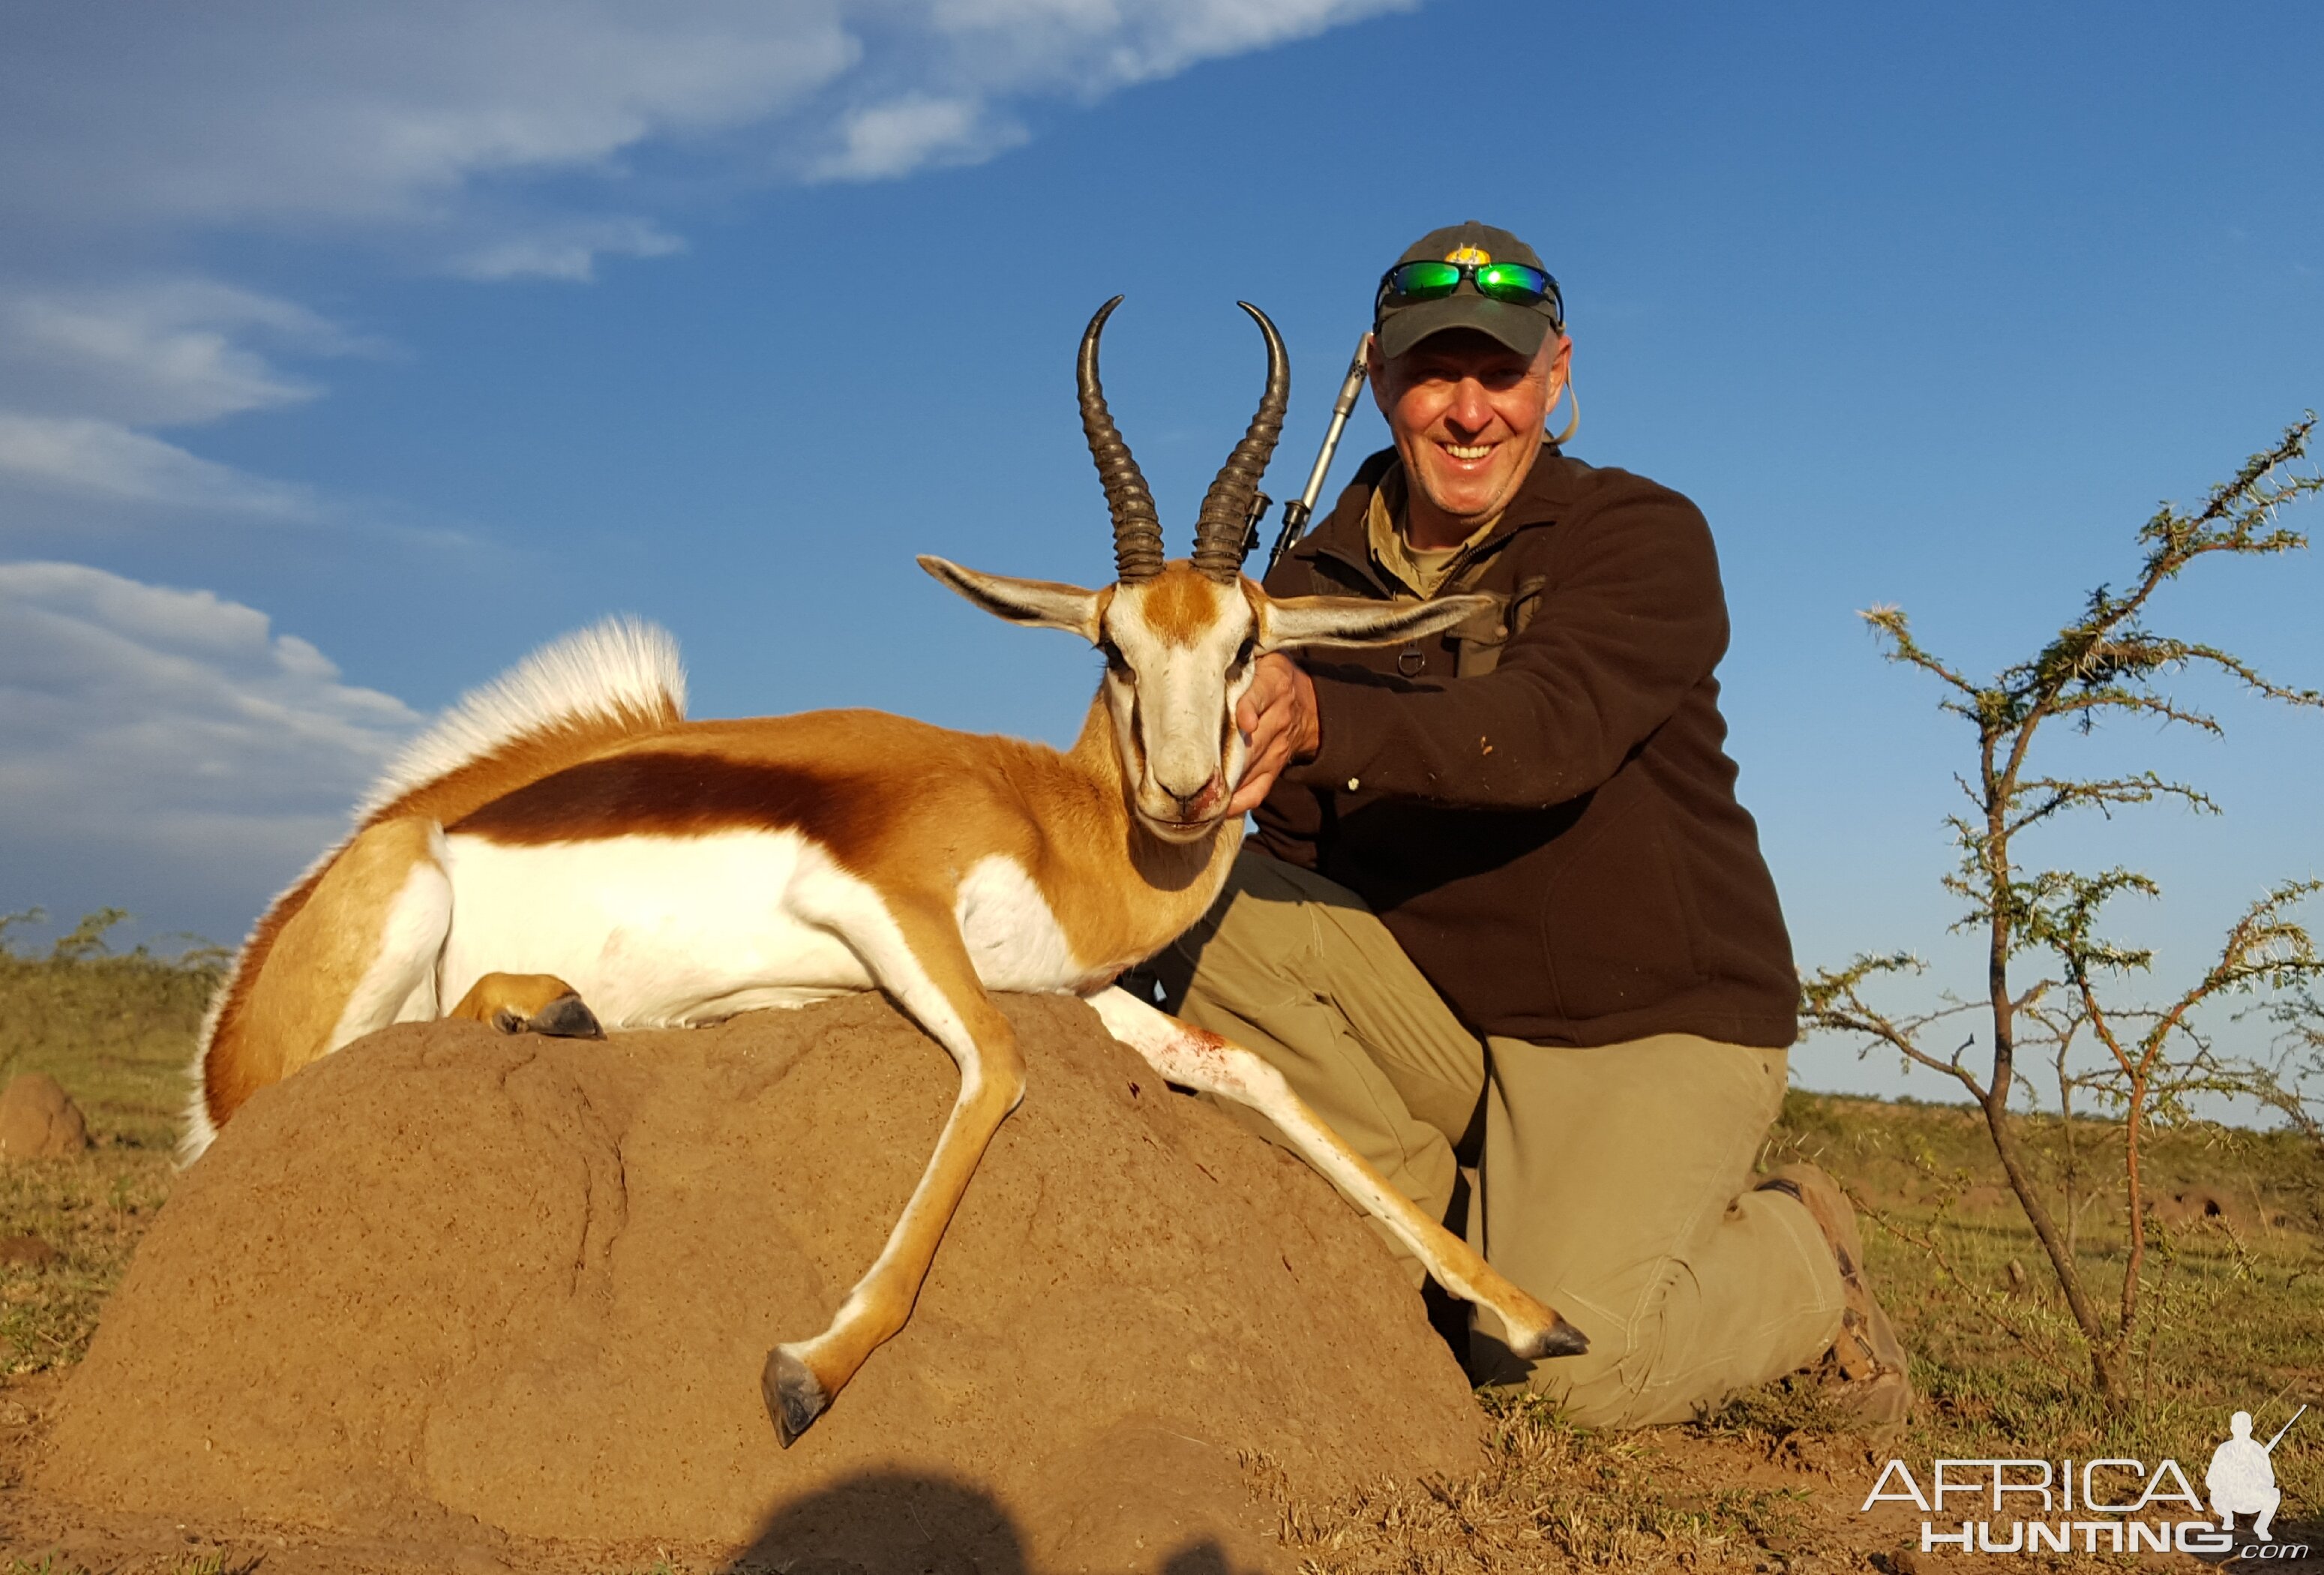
1152, 850, 1844, 1427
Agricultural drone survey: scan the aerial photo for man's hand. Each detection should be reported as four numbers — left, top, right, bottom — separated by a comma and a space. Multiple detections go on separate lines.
1228, 652, 1320, 815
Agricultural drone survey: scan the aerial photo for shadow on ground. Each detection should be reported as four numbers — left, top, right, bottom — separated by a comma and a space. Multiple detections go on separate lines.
716, 1469, 1260, 1575
2219, 1513, 2324, 1574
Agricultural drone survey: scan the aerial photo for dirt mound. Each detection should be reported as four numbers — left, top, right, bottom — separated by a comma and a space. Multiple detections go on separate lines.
2149, 1184, 2248, 1228
39, 994, 1481, 1571
0, 1073, 88, 1160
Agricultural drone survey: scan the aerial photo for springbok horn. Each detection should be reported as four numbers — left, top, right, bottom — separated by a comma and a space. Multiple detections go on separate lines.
1079, 297, 1165, 584
1189, 301, 1290, 584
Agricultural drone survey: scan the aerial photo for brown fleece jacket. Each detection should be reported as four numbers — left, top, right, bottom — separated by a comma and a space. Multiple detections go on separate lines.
1255, 446, 1798, 1048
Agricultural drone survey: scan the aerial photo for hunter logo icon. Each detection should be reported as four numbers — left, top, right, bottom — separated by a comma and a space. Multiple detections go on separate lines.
2209, 1406, 2302, 1543
1861, 1403, 2311, 1558
1445, 243, 1492, 265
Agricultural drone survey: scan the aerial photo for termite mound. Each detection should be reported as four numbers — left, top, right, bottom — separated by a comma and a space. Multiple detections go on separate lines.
40, 992, 1480, 1573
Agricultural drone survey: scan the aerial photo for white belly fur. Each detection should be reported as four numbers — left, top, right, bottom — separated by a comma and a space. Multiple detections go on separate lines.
427, 830, 1087, 1028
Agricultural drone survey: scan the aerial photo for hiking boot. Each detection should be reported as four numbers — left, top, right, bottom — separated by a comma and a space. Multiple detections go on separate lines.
1757, 1162, 1912, 1433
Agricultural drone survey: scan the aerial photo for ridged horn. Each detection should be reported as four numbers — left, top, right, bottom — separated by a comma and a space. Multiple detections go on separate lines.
1079, 296, 1165, 584
1189, 301, 1290, 584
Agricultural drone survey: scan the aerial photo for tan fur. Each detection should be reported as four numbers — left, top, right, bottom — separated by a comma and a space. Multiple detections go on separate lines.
375, 697, 683, 828
1140, 568, 1230, 646
202, 694, 1230, 1136
779, 898, 1027, 1408
431, 700, 1238, 981
206, 818, 441, 1120
449, 973, 586, 1027
200, 700, 681, 1136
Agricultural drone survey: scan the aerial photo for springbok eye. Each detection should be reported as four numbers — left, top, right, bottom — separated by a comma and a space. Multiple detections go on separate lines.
1231, 636, 1258, 674
1099, 637, 1132, 680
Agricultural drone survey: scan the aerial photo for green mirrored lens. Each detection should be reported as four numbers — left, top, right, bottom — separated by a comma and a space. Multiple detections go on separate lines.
1474, 263, 1549, 304
1391, 262, 1462, 299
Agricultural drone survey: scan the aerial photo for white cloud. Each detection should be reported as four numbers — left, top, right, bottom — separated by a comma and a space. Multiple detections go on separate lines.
926, 0, 1414, 92
451, 216, 689, 283
0, 415, 318, 519
0, 2, 1414, 241
0, 280, 362, 524
0, 562, 420, 929
0, 1, 1409, 537
812, 95, 1026, 182
0, 280, 363, 428
0, 4, 865, 232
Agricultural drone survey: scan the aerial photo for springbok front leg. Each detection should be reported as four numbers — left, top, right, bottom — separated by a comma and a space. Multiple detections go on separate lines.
1084, 986, 1588, 1361
761, 876, 1027, 1447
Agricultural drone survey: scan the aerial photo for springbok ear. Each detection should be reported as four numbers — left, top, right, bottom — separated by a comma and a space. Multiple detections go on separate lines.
919, 556, 1104, 642
1258, 592, 1498, 652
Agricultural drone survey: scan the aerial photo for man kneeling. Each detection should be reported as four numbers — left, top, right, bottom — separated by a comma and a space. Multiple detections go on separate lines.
1157, 220, 1909, 1430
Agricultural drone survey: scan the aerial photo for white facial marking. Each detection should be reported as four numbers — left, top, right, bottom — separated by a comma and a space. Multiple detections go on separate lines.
1101, 574, 1258, 838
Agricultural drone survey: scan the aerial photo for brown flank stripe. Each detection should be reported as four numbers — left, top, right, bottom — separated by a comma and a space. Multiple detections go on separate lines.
449, 752, 892, 868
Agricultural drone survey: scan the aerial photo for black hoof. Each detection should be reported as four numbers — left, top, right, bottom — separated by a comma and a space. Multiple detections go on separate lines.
763, 1347, 828, 1448
528, 993, 604, 1040
1534, 1314, 1591, 1359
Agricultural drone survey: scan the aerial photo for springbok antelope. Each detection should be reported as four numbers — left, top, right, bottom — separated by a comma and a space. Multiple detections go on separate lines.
188, 298, 1585, 1445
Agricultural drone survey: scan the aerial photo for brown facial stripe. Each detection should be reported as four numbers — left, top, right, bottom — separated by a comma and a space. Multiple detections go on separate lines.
1138, 565, 1228, 647
448, 751, 889, 868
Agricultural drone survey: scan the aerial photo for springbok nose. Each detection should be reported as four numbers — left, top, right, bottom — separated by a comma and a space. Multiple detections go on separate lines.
1166, 774, 1224, 818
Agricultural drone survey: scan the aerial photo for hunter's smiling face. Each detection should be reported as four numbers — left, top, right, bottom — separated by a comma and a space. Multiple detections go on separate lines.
1372, 326, 1570, 544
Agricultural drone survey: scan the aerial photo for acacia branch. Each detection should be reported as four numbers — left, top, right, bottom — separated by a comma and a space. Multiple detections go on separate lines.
2003, 773, 2218, 838
2146, 881, 2324, 1054
1799, 954, 1993, 1096
1860, 604, 1979, 698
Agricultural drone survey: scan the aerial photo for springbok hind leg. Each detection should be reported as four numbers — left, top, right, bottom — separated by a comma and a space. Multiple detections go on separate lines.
1085, 985, 1588, 1361
199, 817, 453, 1144
448, 973, 604, 1039
761, 892, 1026, 1447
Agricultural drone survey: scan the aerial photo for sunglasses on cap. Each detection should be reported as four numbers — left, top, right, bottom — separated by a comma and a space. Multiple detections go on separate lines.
1375, 260, 1564, 328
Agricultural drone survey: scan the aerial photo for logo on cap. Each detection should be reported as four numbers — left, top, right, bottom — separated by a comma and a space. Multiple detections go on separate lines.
1446, 244, 1492, 266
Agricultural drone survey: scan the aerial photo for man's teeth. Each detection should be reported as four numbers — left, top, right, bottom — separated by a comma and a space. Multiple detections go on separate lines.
1443, 442, 1493, 460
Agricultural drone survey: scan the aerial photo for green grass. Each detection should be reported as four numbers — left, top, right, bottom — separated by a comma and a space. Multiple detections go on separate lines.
0, 1152, 172, 1378
0, 911, 212, 1375
1768, 1087, 2323, 1515
0, 910, 220, 1151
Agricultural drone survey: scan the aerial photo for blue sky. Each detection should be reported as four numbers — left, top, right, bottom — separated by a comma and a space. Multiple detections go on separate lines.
1, 2, 2319, 1102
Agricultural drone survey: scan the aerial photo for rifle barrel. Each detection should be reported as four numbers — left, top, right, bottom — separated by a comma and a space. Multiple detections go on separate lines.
2263, 1403, 2306, 1453
1264, 334, 1370, 579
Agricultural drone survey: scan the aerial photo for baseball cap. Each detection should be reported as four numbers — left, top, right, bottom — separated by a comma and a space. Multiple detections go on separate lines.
1373, 220, 1564, 361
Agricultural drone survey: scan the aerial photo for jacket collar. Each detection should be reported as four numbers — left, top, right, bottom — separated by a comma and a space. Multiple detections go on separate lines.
1293, 442, 1570, 588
